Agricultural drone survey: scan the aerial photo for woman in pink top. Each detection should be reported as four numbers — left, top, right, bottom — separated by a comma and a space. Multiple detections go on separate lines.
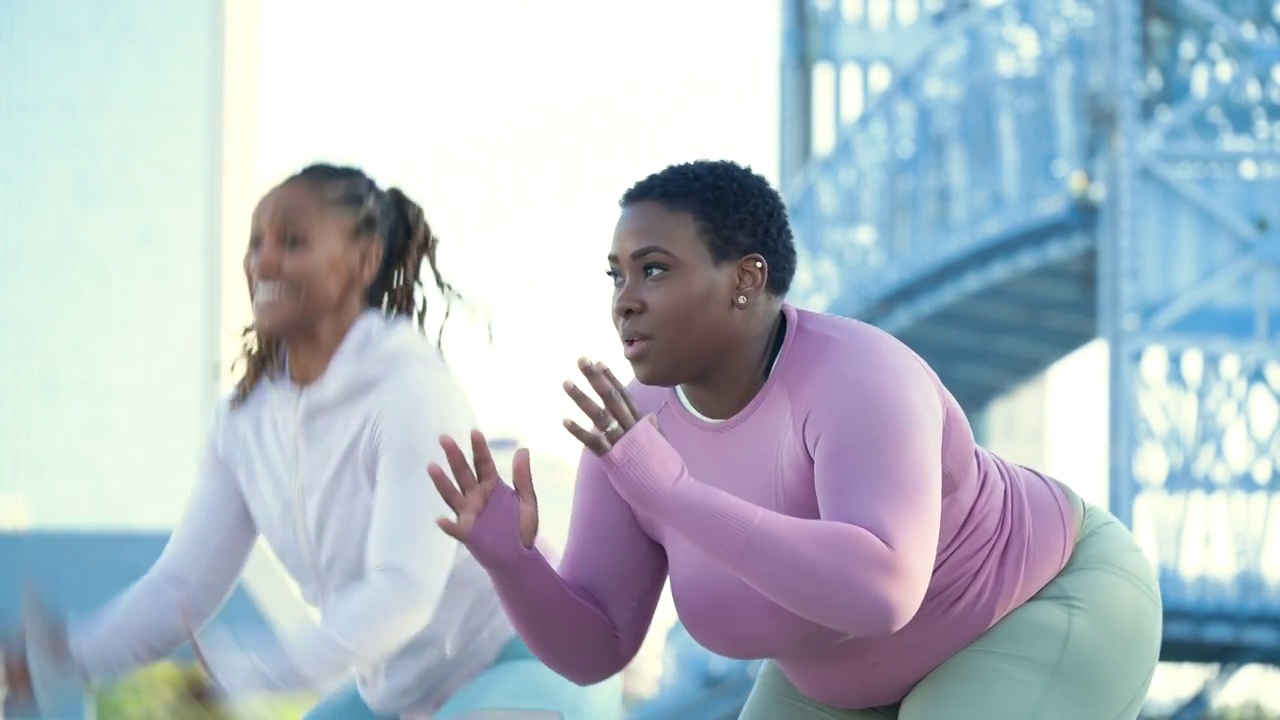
429, 160, 1162, 719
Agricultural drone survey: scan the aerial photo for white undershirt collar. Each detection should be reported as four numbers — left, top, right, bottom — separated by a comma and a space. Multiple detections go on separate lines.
675, 351, 782, 423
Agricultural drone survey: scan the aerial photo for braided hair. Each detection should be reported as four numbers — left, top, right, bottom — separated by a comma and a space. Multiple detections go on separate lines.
231, 163, 460, 407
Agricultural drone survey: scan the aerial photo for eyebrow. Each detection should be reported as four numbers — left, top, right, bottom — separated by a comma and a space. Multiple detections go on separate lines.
607, 244, 678, 263
251, 209, 305, 231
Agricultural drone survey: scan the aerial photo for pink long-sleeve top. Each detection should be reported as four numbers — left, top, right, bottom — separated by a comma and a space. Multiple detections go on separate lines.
466, 304, 1077, 709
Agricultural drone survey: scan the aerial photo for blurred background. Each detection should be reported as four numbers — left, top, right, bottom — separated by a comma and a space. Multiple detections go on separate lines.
1, 0, 1279, 718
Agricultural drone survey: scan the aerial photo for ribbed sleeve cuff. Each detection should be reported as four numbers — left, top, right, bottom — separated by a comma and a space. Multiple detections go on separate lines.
602, 417, 761, 570
598, 417, 685, 511
466, 482, 541, 573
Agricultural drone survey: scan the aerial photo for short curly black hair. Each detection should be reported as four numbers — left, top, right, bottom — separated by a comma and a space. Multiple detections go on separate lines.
620, 160, 797, 296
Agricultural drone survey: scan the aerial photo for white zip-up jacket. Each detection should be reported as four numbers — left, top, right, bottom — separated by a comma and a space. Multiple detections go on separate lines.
69, 310, 515, 714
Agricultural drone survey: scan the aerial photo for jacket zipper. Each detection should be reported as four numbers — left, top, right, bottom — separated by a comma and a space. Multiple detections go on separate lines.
292, 391, 323, 602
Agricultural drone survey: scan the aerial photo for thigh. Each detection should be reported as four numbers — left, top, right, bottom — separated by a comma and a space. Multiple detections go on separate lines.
433, 659, 624, 720
739, 661, 897, 720
304, 681, 393, 720
900, 506, 1162, 720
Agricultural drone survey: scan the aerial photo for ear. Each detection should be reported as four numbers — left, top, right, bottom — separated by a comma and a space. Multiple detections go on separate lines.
357, 240, 385, 287
732, 254, 769, 303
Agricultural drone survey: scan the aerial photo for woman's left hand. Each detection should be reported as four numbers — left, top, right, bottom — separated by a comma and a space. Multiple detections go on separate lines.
563, 358, 643, 456
179, 605, 221, 708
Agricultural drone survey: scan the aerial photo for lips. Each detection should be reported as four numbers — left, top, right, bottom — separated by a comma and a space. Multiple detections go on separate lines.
621, 331, 652, 360
252, 280, 297, 309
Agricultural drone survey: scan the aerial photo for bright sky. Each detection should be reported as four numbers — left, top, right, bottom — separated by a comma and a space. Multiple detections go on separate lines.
248, 0, 783, 466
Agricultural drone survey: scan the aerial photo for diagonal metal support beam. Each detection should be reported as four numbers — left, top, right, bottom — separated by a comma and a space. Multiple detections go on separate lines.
1144, 254, 1260, 333
1142, 161, 1263, 246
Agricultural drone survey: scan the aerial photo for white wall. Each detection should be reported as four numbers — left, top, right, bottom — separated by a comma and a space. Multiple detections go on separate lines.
0, 1, 248, 530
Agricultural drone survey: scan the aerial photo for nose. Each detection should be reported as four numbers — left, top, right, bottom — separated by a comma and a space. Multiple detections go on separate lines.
246, 241, 282, 279
612, 278, 643, 321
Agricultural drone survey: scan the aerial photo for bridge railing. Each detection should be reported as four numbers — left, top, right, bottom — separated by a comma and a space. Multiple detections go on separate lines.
1131, 341, 1280, 660
789, 0, 1103, 318
1117, 0, 1280, 653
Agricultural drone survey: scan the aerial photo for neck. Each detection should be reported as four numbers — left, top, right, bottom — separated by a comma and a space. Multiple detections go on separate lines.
284, 305, 365, 387
679, 303, 784, 420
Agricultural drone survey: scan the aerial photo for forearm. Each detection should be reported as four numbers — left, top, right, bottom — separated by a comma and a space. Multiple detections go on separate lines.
72, 430, 257, 682
466, 487, 645, 685
70, 567, 226, 682
211, 504, 461, 694
603, 422, 925, 638
204, 567, 446, 696
204, 364, 486, 695
665, 481, 914, 636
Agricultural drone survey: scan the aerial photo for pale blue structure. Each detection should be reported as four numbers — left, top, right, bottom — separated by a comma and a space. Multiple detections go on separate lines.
630, 1, 1280, 717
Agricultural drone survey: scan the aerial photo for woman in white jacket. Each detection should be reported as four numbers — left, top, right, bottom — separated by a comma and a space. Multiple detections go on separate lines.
1, 164, 623, 719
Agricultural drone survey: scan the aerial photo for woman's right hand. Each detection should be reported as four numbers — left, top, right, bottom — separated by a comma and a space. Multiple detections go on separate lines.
2, 634, 32, 703
429, 430, 539, 549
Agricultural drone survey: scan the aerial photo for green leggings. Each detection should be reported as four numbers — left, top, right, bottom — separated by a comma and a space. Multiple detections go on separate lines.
740, 500, 1162, 720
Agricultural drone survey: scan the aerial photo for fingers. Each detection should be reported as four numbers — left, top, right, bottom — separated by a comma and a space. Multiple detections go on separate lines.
511, 448, 537, 506
577, 358, 637, 427
437, 517, 467, 541
470, 430, 500, 484
601, 364, 641, 420
428, 463, 466, 513
186, 673, 218, 708
564, 358, 647, 454
563, 418, 611, 456
563, 379, 611, 431
439, 434, 479, 492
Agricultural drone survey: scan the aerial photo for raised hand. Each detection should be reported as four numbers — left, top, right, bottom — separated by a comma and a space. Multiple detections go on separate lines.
563, 358, 644, 456
428, 430, 539, 548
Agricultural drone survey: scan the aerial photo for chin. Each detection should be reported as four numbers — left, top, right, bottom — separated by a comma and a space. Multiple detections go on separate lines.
628, 360, 681, 388
250, 310, 296, 338
251, 314, 279, 335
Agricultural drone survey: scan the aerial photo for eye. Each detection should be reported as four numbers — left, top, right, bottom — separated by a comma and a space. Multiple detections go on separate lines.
283, 232, 304, 249
607, 264, 668, 288
248, 234, 263, 251
642, 263, 668, 279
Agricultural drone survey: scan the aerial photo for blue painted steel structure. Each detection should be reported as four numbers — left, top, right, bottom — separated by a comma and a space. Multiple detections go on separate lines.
0, 531, 275, 649
630, 0, 1280, 717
